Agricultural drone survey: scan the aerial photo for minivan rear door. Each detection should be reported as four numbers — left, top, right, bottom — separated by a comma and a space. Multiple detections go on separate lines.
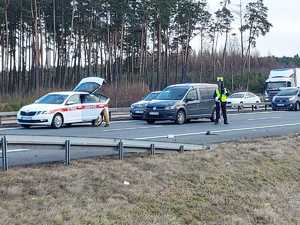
73, 77, 105, 94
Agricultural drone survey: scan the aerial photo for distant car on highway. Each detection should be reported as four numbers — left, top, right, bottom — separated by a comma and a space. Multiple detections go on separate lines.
272, 87, 300, 111
144, 83, 217, 125
227, 92, 261, 109
130, 91, 161, 119
17, 77, 109, 129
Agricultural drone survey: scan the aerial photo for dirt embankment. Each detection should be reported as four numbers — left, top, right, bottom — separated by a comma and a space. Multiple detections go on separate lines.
0, 135, 300, 225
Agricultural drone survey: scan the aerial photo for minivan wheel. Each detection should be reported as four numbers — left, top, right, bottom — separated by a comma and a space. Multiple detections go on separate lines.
210, 109, 216, 122
146, 119, 155, 124
295, 102, 300, 111
51, 114, 63, 129
175, 110, 186, 125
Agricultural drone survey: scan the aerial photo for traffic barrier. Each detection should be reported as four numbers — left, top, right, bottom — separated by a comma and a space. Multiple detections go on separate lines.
1, 136, 8, 171
64, 140, 71, 166
0, 135, 205, 171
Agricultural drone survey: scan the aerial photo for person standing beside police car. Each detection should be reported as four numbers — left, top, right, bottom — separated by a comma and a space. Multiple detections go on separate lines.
214, 77, 230, 125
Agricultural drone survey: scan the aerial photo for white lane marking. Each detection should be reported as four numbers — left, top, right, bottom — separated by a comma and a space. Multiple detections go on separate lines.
0, 149, 30, 153
248, 117, 281, 121
0, 128, 20, 131
104, 125, 163, 132
230, 111, 275, 116
8, 149, 30, 153
111, 120, 137, 124
135, 122, 300, 140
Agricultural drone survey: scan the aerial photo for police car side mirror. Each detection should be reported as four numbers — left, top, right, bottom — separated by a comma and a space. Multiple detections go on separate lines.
66, 101, 76, 106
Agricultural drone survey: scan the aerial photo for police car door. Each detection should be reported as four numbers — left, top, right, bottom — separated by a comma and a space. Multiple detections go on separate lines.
65, 94, 82, 123
81, 94, 101, 121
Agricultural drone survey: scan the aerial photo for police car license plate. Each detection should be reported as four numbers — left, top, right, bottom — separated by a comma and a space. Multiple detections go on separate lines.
277, 104, 284, 106
149, 112, 159, 116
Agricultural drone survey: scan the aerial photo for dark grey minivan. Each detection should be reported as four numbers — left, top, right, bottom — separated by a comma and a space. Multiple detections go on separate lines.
144, 83, 217, 124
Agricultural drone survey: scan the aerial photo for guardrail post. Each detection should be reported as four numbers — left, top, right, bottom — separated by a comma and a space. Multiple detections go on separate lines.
179, 145, 184, 153
118, 140, 124, 160
252, 105, 254, 111
150, 144, 155, 156
1, 136, 8, 171
64, 140, 71, 166
265, 104, 267, 111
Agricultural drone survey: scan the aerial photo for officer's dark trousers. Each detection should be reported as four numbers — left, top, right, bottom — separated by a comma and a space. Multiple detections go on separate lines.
215, 102, 228, 123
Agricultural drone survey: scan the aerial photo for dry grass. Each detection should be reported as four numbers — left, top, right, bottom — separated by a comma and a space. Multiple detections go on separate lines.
0, 135, 300, 225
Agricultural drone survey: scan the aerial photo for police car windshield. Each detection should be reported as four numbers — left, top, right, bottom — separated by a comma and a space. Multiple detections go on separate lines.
36, 94, 68, 104
156, 87, 189, 100
277, 89, 298, 96
143, 92, 160, 101
230, 93, 245, 98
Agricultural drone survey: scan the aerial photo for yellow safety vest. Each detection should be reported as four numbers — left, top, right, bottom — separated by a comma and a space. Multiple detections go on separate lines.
216, 89, 228, 103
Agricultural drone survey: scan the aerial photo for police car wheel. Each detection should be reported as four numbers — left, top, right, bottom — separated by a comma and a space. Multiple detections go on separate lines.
176, 110, 186, 125
51, 114, 63, 129
92, 115, 103, 127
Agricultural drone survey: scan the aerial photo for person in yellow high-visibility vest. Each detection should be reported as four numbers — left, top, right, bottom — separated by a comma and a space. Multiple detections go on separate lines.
214, 77, 230, 125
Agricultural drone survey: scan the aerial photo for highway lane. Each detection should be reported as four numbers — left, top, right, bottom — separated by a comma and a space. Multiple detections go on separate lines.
0, 111, 299, 144
1, 110, 300, 167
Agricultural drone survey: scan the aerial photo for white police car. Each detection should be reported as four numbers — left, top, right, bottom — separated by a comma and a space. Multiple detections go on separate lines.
17, 77, 109, 128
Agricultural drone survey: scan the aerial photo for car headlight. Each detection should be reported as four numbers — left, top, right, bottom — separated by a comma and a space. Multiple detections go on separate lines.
36, 111, 48, 115
165, 105, 176, 110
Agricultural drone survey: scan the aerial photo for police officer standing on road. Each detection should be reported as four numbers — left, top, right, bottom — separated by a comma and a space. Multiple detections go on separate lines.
214, 77, 230, 125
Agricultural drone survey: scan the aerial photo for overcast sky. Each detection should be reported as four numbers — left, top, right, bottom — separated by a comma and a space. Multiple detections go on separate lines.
191, 0, 300, 57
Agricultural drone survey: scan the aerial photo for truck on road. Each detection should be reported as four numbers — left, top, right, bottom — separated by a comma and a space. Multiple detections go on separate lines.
265, 68, 300, 103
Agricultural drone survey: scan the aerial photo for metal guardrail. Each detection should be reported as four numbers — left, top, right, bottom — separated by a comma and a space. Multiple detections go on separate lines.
232, 103, 269, 113
0, 135, 206, 171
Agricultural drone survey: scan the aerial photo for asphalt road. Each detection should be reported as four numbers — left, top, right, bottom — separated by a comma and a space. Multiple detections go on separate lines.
1, 110, 300, 167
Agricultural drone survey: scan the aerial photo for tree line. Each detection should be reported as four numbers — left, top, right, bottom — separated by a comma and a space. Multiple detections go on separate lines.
0, 0, 274, 99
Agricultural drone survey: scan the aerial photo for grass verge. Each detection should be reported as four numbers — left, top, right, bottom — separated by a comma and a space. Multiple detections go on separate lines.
0, 135, 300, 225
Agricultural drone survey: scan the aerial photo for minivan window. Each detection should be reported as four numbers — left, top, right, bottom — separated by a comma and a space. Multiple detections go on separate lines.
277, 89, 298, 96
156, 87, 189, 100
186, 89, 198, 101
